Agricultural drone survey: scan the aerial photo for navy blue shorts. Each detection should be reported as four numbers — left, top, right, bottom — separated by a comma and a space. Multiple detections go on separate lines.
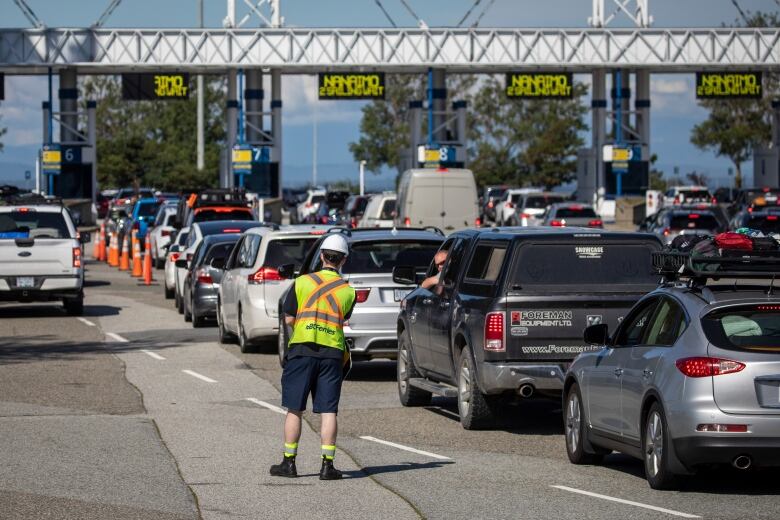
281, 356, 343, 414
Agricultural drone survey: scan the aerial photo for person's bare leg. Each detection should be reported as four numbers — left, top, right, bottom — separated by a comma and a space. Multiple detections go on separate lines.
320, 413, 337, 446
285, 411, 302, 444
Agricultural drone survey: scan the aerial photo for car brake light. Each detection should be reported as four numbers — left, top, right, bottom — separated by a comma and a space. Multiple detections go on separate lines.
72, 247, 82, 268
696, 424, 748, 433
17, 207, 30, 213
711, 197, 717, 205
248, 266, 282, 284
768, 215, 779, 221
354, 288, 371, 303
404, 217, 411, 226
520, 213, 531, 219
484, 312, 505, 352
663, 227, 671, 236
310, 230, 326, 235
588, 219, 603, 228
505, 202, 514, 209
222, 228, 241, 233
757, 305, 780, 311
688, 213, 700, 219
673, 196, 680, 205
351, 217, 357, 228
170, 252, 180, 262
675, 357, 746, 378
161, 230, 172, 236
196, 267, 213, 284
475, 217, 481, 227
305, 202, 312, 208
550, 219, 564, 227
487, 201, 494, 209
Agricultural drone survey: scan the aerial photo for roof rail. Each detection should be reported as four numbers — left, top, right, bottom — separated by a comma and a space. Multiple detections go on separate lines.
0, 193, 64, 206
653, 251, 780, 282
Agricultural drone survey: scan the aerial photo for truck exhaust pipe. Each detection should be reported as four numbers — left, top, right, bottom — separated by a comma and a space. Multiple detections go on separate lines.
518, 384, 534, 398
733, 455, 752, 470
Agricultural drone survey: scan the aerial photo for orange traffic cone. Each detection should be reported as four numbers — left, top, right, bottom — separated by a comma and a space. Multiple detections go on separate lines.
93, 222, 103, 260
131, 230, 143, 277
119, 233, 130, 271
98, 222, 107, 262
143, 238, 153, 285
108, 232, 119, 267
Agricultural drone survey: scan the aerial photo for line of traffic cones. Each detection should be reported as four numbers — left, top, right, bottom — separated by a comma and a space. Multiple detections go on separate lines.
131, 230, 143, 278
99, 221, 154, 285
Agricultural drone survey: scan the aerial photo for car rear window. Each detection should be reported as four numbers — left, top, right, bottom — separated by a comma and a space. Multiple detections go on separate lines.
465, 244, 507, 282
555, 206, 597, 219
488, 188, 507, 199
193, 209, 253, 222
311, 195, 325, 204
137, 202, 160, 217
524, 195, 566, 209
0, 211, 71, 239
177, 232, 190, 245
746, 216, 780, 234
702, 305, 780, 353
203, 242, 237, 266
670, 214, 719, 230
379, 199, 396, 220
677, 190, 711, 202
342, 240, 441, 274
264, 238, 318, 270
510, 242, 658, 291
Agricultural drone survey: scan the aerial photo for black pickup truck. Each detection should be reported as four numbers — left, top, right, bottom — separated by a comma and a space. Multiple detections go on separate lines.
392, 227, 662, 429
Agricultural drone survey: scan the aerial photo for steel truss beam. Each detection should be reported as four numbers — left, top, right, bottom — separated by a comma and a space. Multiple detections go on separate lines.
0, 27, 778, 73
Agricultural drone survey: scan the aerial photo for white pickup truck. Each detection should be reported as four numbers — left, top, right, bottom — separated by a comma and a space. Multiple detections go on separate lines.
0, 202, 88, 315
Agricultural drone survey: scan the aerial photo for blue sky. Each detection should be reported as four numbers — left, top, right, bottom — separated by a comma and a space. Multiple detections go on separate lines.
0, 0, 776, 190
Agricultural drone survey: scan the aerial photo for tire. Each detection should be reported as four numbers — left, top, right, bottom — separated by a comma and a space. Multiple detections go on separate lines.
643, 402, 679, 490
176, 290, 184, 315
183, 289, 192, 322
191, 298, 206, 328
278, 315, 288, 367
164, 284, 174, 299
63, 293, 84, 316
457, 346, 499, 430
238, 308, 252, 353
397, 330, 431, 407
564, 383, 606, 465
217, 301, 235, 344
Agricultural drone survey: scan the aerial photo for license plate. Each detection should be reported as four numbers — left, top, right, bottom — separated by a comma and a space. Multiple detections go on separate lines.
394, 289, 411, 302
16, 277, 34, 288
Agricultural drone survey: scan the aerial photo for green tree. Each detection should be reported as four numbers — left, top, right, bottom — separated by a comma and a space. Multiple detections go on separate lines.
81, 75, 226, 190
648, 154, 667, 191
690, 12, 779, 188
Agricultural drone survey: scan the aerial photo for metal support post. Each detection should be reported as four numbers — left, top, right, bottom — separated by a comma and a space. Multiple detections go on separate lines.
635, 69, 650, 152
359, 160, 366, 196
196, 0, 204, 171
409, 100, 422, 168
245, 69, 263, 144
431, 69, 447, 143
41, 101, 51, 144
772, 100, 780, 148
59, 67, 79, 143
225, 69, 238, 188
271, 69, 282, 197
454, 100, 467, 165
87, 100, 97, 203
592, 70, 607, 196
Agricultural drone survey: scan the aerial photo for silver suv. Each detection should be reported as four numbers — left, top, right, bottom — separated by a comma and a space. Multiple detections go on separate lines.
564, 251, 780, 489
277, 228, 445, 365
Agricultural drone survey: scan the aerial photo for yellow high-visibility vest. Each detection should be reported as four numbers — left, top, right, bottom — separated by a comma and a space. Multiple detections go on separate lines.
289, 270, 355, 351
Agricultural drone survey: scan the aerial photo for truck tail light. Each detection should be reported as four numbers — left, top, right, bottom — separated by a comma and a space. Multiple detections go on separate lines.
484, 311, 505, 352
196, 267, 213, 285
404, 217, 411, 226
170, 252, 180, 262
248, 266, 282, 284
161, 230, 172, 237
588, 219, 603, 228
675, 357, 746, 378
663, 227, 671, 236
72, 247, 82, 268
475, 217, 482, 227
354, 288, 371, 303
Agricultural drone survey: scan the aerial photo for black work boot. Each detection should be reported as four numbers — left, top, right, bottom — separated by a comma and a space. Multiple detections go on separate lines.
319, 457, 343, 480
270, 457, 298, 478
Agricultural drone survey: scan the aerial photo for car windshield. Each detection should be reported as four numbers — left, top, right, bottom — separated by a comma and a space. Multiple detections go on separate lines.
137, 202, 160, 217
510, 242, 659, 291
702, 305, 780, 353
0, 211, 71, 239
524, 195, 566, 209
193, 209, 253, 222
555, 206, 597, 219
265, 237, 318, 270
341, 240, 441, 274
670, 214, 719, 230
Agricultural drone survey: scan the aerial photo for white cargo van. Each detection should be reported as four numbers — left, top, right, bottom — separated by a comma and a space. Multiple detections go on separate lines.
395, 168, 479, 232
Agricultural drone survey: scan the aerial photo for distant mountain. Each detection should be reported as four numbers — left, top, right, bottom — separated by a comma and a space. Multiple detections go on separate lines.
0, 160, 36, 189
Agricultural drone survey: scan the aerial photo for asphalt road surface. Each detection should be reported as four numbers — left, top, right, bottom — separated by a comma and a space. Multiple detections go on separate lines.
1, 259, 779, 519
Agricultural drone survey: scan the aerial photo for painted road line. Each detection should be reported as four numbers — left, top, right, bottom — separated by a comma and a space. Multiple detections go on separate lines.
359, 436, 451, 461
182, 369, 218, 384
76, 317, 96, 327
245, 398, 286, 415
550, 486, 700, 519
106, 332, 129, 343
141, 349, 166, 361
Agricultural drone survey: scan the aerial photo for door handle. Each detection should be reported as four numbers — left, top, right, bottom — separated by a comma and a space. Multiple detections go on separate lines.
614, 368, 623, 377
422, 298, 433, 305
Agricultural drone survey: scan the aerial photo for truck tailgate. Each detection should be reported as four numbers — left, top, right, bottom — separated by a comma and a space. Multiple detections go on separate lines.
0, 239, 74, 276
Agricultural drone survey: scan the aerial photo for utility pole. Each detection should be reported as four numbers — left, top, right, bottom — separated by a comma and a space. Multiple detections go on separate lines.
359, 160, 366, 196
196, 0, 204, 171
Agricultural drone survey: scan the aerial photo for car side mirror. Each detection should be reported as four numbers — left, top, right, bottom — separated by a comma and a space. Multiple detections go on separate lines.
583, 324, 609, 346
278, 263, 296, 279
175, 259, 188, 269
79, 232, 91, 244
210, 257, 226, 270
392, 265, 416, 285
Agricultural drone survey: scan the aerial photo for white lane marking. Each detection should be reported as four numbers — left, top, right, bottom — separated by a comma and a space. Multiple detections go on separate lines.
550, 486, 700, 519
106, 332, 129, 343
182, 369, 218, 384
76, 317, 96, 327
359, 436, 451, 461
141, 349, 166, 361
245, 398, 286, 415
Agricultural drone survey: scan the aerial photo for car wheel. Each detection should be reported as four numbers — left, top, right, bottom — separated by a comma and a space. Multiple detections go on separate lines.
217, 301, 235, 344
238, 308, 251, 353
457, 346, 499, 430
176, 290, 184, 314
191, 297, 206, 328
397, 330, 431, 407
164, 283, 174, 299
183, 291, 192, 322
278, 315, 288, 367
63, 293, 84, 316
565, 383, 606, 465
643, 402, 679, 490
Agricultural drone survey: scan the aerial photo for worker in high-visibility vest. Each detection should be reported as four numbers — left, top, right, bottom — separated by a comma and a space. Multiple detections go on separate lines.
270, 233, 356, 480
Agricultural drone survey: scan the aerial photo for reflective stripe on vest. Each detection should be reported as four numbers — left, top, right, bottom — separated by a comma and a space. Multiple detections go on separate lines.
289, 270, 355, 351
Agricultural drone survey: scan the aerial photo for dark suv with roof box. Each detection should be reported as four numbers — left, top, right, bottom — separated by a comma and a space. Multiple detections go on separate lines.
392, 227, 663, 429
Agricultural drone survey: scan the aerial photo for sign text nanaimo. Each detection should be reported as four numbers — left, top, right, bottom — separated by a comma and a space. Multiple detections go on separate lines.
319, 73, 385, 99
506, 73, 573, 98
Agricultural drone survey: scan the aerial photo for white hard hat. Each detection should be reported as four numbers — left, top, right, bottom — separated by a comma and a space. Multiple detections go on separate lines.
320, 233, 349, 255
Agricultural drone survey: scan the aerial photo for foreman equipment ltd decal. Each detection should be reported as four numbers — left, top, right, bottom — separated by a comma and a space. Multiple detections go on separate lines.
511, 310, 572, 328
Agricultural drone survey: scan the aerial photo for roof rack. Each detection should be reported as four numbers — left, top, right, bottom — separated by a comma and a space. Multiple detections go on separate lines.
653, 251, 780, 281
325, 226, 444, 237
0, 193, 64, 207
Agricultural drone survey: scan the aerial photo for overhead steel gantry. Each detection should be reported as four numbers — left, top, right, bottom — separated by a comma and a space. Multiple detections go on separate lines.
0, 26, 778, 73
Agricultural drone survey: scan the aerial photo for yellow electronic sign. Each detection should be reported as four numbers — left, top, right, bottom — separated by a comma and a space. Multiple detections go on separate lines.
122, 73, 190, 100
505, 73, 573, 98
42, 149, 61, 164
318, 73, 385, 99
696, 72, 762, 99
